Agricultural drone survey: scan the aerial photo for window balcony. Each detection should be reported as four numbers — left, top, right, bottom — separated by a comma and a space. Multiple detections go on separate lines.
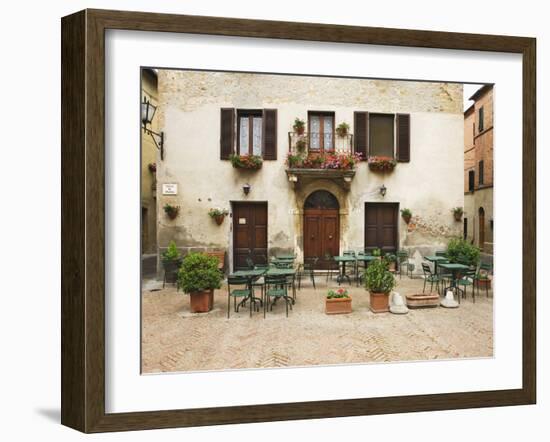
285, 132, 359, 190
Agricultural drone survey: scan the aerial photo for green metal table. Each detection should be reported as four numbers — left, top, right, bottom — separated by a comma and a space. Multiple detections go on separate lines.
424, 255, 448, 275
229, 268, 266, 313
334, 255, 357, 285
438, 262, 470, 302
266, 267, 297, 303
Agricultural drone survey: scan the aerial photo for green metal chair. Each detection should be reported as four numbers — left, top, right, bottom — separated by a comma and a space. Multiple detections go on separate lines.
227, 276, 253, 318
264, 275, 293, 317
457, 267, 477, 303
397, 250, 410, 279
421, 262, 441, 293
325, 252, 340, 283
474, 262, 492, 298
299, 257, 318, 289
435, 251, 447, 257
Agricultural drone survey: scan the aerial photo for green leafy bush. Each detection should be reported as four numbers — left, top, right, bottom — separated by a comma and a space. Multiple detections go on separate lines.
162, 241, 181, 263
364, 258, 396, 294
446, 237, 480, 266
400, 208, 412, 218
177, 252, 222, 293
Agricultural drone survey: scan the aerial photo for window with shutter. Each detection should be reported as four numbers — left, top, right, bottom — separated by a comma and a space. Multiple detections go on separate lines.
262, 109, 277, 160
308, 111, 334, 152
354, 111, 368, 160
220, 108, 235, 160
237, 110, 263, 156
468, 170, 475, 192
369, 113, 394, 157
478, 106, 484, 133
396, 113, 410, 162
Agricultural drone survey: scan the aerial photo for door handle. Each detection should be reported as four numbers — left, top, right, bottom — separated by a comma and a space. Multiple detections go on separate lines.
329, 235, 333, 239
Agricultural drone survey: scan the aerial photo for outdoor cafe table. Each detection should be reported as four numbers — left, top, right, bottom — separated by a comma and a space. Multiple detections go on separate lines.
334, 255, 357, 285
425, 255, 448, 274
438, 262, 470, 302
229, 268, 266, 313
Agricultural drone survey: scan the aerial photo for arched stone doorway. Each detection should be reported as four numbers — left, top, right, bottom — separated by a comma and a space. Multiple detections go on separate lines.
303, 190, 340, 269
478, 207, 485, 251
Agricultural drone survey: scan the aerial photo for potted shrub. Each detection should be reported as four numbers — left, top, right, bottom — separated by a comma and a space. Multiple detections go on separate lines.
385, 253, 397, 272
229, 153, 263, 170
208, 207, 229, 225
177, 252, 222, 313
325, 288, 352, 314
161, 241, 183, 284
293, 117, 305, 135
446, 237, 480, 267
163, 203, 180, 220
364, 258, 396, 313
401, 208, 412, 224
452, 206, 464, 221
372, 248, 381, 258
295, 138, 307, 151
335, 122, 350, 137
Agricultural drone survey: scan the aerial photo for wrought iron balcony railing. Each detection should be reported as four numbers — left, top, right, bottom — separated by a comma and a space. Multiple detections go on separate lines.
288, 132, 354, 155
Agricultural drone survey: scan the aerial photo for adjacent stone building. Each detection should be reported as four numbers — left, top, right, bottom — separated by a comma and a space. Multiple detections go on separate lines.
463, 85, 494, 254
149, 70, 465, 273
140, 69, 159, 255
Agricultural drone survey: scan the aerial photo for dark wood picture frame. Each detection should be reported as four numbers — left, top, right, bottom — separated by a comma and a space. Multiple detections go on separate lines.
61, 9, 536, 433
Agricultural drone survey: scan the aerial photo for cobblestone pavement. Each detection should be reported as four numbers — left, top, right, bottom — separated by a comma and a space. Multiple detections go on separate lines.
142, 276, 493, 373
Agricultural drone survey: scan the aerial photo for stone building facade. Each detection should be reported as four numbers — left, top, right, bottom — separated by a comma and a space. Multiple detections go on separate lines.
464, 85, 494, 254
150, 70, 464, 273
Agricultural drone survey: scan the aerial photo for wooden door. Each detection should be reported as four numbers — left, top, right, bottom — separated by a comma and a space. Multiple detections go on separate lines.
303, 209, 339, 269
233, 202, 268, 270
478, 207, 485, 251
365, 203, 398, 254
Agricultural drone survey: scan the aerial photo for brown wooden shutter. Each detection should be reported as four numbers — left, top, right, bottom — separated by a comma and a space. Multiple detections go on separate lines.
354, 111, 368, 160
396, 113, 410, 162
262, 109, 277, 160
220, 108, 235, 160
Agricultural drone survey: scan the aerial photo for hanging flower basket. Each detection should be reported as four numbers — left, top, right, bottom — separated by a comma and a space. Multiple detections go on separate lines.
368, 156, 397, 172
229, 154, 263, 170
452, 207, 464, 221
163, 204, 180, 220
209, 208, 229, 225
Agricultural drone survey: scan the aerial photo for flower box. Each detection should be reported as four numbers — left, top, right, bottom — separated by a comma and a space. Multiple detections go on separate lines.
367, 156, 396, 172
286, 152, 362, 170
230, 154, 263, 170
325, 296, 352, 314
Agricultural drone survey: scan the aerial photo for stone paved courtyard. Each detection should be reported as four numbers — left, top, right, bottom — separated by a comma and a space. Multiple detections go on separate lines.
141, 276, 493, 373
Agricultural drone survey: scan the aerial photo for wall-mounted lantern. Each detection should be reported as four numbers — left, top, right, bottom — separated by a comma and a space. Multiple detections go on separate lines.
379, 184, 387, 197
141, 97, 165, 160
243, 183, 251, 195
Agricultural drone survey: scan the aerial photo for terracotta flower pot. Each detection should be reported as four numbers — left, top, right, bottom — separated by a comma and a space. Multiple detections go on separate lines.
369, 292, 390, 313
402, 214, 411, 224
475, 279, 491, 289
325, 296, 352, 315
388, 262, 396, 272
294, 127, 305, 136
189, 289, 214, 313
454, 213, 463, 221
214, 214, 225, 225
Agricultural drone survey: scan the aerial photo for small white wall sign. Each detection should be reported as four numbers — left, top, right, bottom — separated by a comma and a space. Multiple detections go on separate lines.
162, 183, 178, 195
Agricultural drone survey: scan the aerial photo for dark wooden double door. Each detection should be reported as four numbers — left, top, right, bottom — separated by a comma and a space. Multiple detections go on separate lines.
303, 209, 339, 269
233, 202, 268, 271
364, 203, 398, 254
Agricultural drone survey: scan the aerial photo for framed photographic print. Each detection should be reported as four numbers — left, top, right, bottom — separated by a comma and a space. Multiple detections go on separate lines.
61, 9, 536, 433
